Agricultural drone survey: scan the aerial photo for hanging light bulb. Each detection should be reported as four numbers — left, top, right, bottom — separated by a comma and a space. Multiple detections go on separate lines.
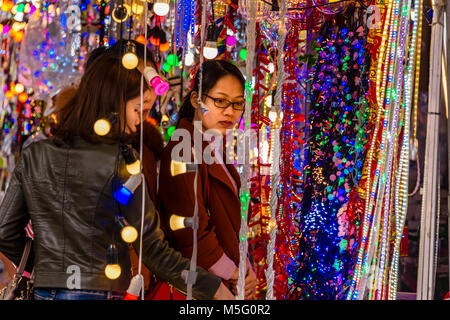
169, 214, 196, 231
203, 23, 218, 60
122, 41, 139, 69
265, 95, 273, 108
14, 83, 24, 94
13, 30, 23, 42
112, 4, 130, 23
170, 160, 197, 176
2, 24, 9, 34
18, 92, 28, 103
135, 35, 146, 45
158, 30, 169, 52
105, 244, 121, 280
159, 42, 170, 52
113, 174, 143, 205
94, 119, 111, 136
116, 215, 138, 243
120, 144, 141, 175
153, 0, 170, 16
142, 66, 169, 96
5, 90, 13, 100
225, 35, 237, 47
124, 274, 143, 300
268, 107, 283, 127
161, 114, 170, 126
185, 51, 194, 66
94, 113, 118, 136
126, 161, 140, 175
268, 109, 277, 123
24, 3, 30, 14
150, 35, 159, 46
239, 48, 247, 61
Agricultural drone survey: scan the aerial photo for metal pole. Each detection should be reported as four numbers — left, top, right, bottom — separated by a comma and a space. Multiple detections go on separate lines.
417, 0, 445, 300
446, 0, 450, 296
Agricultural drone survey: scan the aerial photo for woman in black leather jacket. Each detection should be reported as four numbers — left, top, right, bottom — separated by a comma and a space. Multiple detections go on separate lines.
0, 45, 233, 300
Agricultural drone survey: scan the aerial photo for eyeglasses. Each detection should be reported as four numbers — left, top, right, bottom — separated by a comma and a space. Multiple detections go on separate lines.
203, 94, 245, 111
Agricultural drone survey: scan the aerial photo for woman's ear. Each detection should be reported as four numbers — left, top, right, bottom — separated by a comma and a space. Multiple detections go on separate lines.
190, 91, 199, 110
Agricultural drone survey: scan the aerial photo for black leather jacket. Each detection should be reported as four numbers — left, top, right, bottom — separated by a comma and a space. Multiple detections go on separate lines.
0, 136, 220, 299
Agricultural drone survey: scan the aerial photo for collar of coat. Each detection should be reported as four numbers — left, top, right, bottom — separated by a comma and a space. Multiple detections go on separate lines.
176, 118, 241, 197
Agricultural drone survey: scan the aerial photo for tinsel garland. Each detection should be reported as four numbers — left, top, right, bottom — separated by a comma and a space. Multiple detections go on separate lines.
265, 0, 287, 300
246, 24, 274, 300
274, 19, 307, 299
236, 0, 257, 300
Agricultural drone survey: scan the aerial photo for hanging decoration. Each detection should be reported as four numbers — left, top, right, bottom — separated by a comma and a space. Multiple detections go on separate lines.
286, 13, 371, 300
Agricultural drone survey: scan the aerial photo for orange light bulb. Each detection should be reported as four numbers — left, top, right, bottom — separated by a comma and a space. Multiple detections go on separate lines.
18, 92, 28, 103
159, 42, 170, 52
5, 90, 14, 99
150, 36, 159, 46
136, 35, 146, 45
6, 0, 13, 11
13, 31, 23, 42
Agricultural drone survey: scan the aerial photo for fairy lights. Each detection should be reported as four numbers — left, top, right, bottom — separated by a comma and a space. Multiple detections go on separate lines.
285, 20, 371, 299
347, 0, 418, 300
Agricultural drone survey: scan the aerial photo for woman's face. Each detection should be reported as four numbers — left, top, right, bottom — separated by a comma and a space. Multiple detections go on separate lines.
192, 74, 244, 135
125, 88, 156, 134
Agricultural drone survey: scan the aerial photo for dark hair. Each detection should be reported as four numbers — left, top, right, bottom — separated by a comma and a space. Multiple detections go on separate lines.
85, 40, 158, 70
55, 54, 149, 144
177, 60, 245, 125
55, 40, 157, 144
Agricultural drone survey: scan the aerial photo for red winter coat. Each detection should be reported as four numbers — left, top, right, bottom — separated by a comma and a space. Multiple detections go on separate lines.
158, 118, 242, 280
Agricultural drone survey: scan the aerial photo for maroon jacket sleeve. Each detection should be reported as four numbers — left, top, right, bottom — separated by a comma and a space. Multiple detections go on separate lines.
158, 149, 226, 270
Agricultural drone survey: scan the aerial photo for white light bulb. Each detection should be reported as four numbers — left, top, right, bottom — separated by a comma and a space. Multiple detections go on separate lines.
121, 225, 138, 243
14, 12, 24, 22
94, 119, 111, 136
153, 0, 169, 16
185, 52, 194, 66
268, 110, 277, 122
105, 264, 121, 280
268, 62, 275, 74
170, 215, 186, 231
265, 95, 273, 108
126, 160, 141, 175
15, 83, 24, 93
122, 52, 138, 69
203, 43, 218, 60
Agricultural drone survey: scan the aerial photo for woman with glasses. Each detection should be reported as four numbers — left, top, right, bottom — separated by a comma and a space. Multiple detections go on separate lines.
157, 60, 257, 300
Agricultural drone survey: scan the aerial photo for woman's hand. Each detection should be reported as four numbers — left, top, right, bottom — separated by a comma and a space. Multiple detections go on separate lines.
228, 263, 257, 300
244, 267, 256, 300
213, 282, 236, 300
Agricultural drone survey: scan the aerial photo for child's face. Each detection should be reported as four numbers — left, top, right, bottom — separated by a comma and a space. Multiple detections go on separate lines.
125, 88, 156, 134
192, 74, 244, 135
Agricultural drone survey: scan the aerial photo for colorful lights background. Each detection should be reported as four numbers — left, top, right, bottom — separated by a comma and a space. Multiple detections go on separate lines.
0, 0, 424, 300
